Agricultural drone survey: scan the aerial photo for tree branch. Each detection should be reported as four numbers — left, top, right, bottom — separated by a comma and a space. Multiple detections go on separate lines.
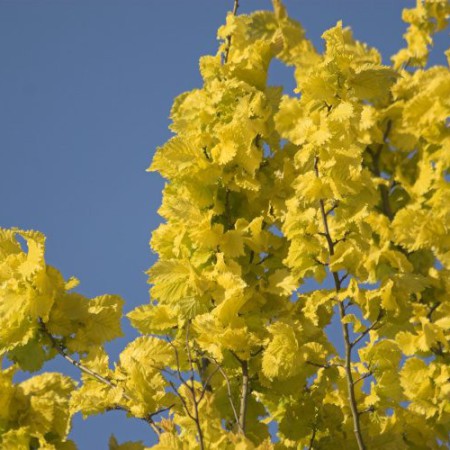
239, 360, 249, 434
197, 365, 220, 404
230, 351, 250, 435
427, 302, 440, 320
222, 0, 240, 64
166, 326, 205, 450
353, 372, 373, 386
307, 424, 317, 450
205, 356, 242, 432
351, 310, 384, 347
38, 318, 163, 435
313, 156, 367, 450
306, 360, 342, 369
367, 120, 394, 220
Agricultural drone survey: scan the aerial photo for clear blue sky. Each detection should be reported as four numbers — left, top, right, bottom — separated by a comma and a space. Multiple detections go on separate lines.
1, 1, 447, 448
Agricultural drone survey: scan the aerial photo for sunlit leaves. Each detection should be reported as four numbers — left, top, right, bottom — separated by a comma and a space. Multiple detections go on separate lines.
1, 0, 450, 448
0, 367, 76, 449
0, 229, 60, 353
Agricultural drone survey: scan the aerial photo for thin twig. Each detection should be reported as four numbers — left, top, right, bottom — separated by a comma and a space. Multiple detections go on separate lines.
338, 303, 367, 450
168, 380, 195, 421
353, 372, 373, 386
38, 318, 163, 435
39, 318, 116, 388
351, 310, 384, 347
368, 120, 394, 220
339, 272, 349, 285
107, 404, 173, 428
197, 365, 220, 404
308, 424, 317, 450
313, 156, 367, 450
206, 356, 242, 432
223, 0, 240, 64
166, 338, 189, 388
325, 201, 339, 216
358, 406, 375, 416
167, 326, 205, 450
256, 254, 271, 265
427, 302, 440, 320
306, 360, 342, 369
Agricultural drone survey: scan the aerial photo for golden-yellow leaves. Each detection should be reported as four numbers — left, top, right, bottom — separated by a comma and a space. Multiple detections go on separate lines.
3, 1, 450, 448
0, 229, 60, 353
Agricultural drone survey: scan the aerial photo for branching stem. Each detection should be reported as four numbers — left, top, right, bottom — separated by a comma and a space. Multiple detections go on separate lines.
313, 156, 367, 450
205, 356, 242, 432
351, 310, 384, 347
38, 318, 163, 435
167, 323, 206, 450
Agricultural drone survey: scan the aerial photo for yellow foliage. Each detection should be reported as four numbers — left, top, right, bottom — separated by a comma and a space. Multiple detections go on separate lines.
2, 0, 450, 448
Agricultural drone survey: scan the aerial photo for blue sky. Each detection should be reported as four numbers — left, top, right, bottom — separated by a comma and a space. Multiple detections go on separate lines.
1, 1, 447, 448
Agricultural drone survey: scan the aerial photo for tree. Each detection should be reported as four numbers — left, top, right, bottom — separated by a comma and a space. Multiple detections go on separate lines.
1, 0, 450, 448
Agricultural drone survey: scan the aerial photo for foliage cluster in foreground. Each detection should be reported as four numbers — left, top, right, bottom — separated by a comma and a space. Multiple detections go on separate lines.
1, 1, 450, 449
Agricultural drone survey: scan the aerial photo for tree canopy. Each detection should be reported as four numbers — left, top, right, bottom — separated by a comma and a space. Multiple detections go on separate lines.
1, 1, 450, 449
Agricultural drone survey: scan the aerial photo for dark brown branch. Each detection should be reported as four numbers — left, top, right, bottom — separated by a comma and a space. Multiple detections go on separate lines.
353, 372, 373, 386
313, 257, 328, 266
306, 360, 342, 369
191, 389, 204, 450
250, 346, 264, 357
308, 424, 317, 450
351, 310, 384, 348
222, 0, 240, 64
339, 272, 349, 284
367, 120, 394, 220
431, 342, 446, 357
427, 302, 440, 320
325, 201, 339, 216
256, 254, 272, 265
358, 406, 375, 416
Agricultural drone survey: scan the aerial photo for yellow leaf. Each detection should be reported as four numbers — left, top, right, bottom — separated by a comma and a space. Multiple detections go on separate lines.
128, 304, 178, 334
220, 230, 245, 258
